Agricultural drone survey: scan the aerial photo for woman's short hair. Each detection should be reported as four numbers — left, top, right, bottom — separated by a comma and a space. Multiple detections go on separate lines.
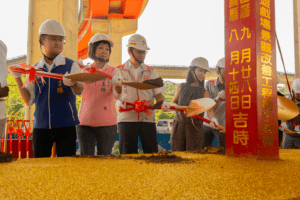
88, 41, 111, 60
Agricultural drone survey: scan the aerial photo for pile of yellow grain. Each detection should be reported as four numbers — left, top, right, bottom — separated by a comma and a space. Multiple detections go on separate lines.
1, 150, 300, 199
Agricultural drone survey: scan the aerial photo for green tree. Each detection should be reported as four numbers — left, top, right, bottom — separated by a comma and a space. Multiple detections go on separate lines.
5, 74, 26, 119
154, 81, 178, 120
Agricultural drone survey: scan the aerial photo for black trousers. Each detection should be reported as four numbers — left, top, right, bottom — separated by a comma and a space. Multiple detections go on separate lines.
118, 122, 158, 154
32, 126, 77, 158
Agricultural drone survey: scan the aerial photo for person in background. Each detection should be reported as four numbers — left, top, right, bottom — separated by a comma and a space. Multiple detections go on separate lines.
0, 40, 8, 142
203, 57, 226, 149
115, 34, 169, 154
77, 33, 121, 156
10, 19, 84, 158
279, 78, 300, 149
171, 57, 219, 151
277, 73, 284, 147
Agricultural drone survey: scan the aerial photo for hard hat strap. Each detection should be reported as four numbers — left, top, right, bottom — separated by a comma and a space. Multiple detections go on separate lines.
217, 67, 225, 83
93, 55, 109, 63
39, 45, 59, 61
192, 67, 204, 87
130, 48, 143, 64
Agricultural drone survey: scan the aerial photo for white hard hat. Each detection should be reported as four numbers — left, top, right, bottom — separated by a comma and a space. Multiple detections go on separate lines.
216, 57, 225, 69
88, 33, 114, 47
126, 34, 150, 51
190, 57, 210, 71
292, 78, 300, 93
0, 40, 7, 64
39, 19, 66, 37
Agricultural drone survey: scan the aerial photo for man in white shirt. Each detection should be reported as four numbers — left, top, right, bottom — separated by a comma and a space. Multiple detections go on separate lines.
113, 34, 170, 154
0, 40, 8, 141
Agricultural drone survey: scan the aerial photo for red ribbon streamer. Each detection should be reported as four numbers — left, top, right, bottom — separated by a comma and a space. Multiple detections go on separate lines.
24, 120, 31, 156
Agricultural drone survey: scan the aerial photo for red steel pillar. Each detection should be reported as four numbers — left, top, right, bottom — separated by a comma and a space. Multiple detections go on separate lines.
225, 0, 279, 159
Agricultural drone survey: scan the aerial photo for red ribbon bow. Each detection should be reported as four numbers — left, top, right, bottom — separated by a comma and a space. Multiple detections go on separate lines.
16, 64, 46, 87
16, 128, 23, 138
8, 124, 15, 134
133, 100, 152, 116
28, 66, 37, 85
90, 65, 97, 74
24, 120, 33, 137
119, 100, 152, 120
16, 120, 23, 138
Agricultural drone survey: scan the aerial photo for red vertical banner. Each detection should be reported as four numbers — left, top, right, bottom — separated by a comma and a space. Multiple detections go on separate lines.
225, 0, 278, 159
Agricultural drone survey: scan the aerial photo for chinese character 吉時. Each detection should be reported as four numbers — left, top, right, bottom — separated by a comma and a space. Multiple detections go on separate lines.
233, 112, 249, 128
233, 130, 249, 145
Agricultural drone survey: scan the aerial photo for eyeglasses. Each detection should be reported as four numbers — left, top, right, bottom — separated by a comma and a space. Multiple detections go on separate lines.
45, 36, 65, 43
134, 50, 148, 55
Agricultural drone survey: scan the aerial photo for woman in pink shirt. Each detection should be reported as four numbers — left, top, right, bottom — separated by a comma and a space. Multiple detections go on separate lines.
77, 33, 121, 155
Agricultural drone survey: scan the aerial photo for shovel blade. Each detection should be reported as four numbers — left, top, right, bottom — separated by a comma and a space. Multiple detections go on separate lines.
64, 73, 107, 83
277, 96, 299, 120
187, 98, 216, 117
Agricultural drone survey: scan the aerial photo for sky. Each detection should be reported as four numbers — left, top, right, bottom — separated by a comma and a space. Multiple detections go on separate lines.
0, 0, 296, 83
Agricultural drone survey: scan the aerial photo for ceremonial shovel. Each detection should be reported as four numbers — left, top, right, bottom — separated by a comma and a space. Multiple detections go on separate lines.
152, 98, 225, 131
9, 65, 107, 84
77, 63, 163, 90
277, 95, 299, 121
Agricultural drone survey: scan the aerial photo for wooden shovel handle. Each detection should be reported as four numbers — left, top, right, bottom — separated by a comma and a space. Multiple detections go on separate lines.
283, 128, 297, 134
170, 106, 198, 110
171, 106, 189, 110
217, 125, 225, 130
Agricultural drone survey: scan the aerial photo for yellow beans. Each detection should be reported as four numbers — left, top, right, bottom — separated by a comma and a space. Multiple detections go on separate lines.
0, 150, 300, 199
